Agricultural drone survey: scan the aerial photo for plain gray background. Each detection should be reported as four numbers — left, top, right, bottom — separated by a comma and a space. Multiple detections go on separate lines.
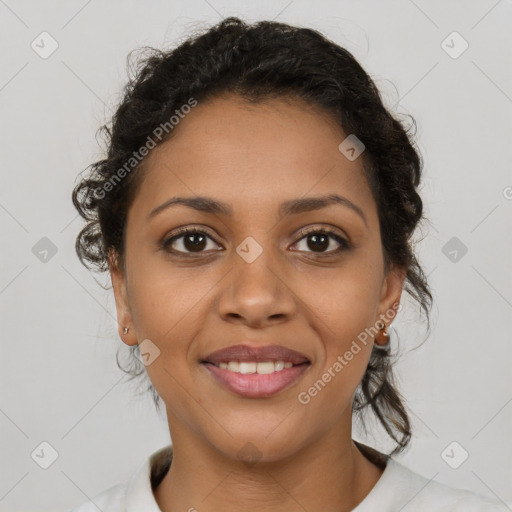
1, 1, 511, 510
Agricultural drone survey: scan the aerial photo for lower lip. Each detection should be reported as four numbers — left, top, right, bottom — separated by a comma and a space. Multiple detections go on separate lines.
203, 363, 310, 398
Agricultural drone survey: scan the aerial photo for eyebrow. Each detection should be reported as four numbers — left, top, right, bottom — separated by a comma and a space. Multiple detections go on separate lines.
148, 193, 367, 227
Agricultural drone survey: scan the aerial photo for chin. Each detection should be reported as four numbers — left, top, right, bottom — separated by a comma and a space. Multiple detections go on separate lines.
209, 428, 306, 466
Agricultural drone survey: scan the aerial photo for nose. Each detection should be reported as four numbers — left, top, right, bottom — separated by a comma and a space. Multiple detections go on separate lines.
216, 248, 297, 328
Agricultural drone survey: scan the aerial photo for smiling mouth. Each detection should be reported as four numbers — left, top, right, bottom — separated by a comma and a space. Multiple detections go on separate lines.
201, 360, 311, 398
202, 360, 309, 374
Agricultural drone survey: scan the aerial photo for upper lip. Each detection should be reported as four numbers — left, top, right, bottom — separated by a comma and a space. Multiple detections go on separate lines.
202, 344, 310, 365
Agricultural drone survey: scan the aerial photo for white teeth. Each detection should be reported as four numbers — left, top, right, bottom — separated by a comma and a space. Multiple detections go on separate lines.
227, 361, 239, 372
256, 362, 274, 374
216, 360, 295, 374
274, 361, 285, 371
239, 362, 257, 374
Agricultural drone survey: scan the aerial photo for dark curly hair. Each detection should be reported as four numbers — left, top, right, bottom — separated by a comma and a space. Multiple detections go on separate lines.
72, 17, 433, 456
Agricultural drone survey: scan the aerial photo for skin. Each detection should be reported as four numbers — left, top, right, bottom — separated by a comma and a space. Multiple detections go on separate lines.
109, 93, 405, 512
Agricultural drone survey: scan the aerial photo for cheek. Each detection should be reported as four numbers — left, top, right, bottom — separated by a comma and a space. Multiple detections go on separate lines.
127, 256, 213, 341
292, 259, 381, 390
296, 283, 375, 421
127, 265, 212, 412
295, 257, 382, 338
125, 260, 221, 392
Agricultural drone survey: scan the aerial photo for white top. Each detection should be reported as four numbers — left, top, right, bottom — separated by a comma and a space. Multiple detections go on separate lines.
70, 443, 505, 512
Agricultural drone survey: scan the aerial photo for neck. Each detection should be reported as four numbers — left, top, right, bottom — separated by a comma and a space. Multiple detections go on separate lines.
154, 420, 385, 512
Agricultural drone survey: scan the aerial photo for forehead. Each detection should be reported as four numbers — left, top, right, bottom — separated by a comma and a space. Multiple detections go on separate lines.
128, 94, 377, 225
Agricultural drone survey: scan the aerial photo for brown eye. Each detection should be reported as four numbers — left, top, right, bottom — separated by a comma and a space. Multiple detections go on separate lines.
162, 228, 220, 254
293, 229, 350, 254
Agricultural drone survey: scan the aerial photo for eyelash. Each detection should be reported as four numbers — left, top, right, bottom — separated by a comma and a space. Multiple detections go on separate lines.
161, 226, 351, 257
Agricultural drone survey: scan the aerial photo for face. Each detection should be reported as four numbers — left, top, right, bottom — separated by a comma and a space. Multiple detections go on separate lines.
110, 94, 405, 462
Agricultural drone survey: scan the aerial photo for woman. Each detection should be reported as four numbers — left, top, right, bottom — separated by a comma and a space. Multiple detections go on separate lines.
70, 16, 503, 512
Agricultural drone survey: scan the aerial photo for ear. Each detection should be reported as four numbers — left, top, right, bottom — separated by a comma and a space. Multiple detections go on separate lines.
376, 264, 406, 331
108, 249, 137, 346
